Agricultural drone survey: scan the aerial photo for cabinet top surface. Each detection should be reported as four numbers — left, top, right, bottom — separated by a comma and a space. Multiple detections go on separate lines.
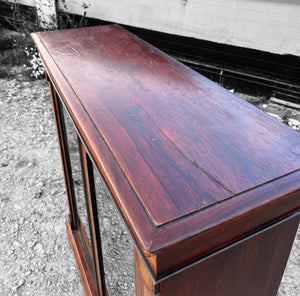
32, 25, 300, 256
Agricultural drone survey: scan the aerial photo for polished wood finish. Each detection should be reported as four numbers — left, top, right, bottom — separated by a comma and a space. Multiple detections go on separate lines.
66, 220, 97, 296
159, 213, 300, 296
134, 248, 158, 296
48, 78, 79, 231
79, 140, 107, 296
32, 25, 300, 296
37, 26, 300, 226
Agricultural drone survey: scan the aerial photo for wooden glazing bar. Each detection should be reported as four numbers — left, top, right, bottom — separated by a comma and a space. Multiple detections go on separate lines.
48, 79, 79, 231
66, 220, 98, 296
77, 225, 96, 283
79, 139, 107, 296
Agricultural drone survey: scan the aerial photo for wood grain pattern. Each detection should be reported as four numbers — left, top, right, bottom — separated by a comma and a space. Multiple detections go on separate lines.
134, 247, 157, 296
48, 77, 79, 231
79, 140, 107, 296
159, 213, 300, 296
66, 220, 98, 296
32, 25, 300, 277
34, 25, 300, 225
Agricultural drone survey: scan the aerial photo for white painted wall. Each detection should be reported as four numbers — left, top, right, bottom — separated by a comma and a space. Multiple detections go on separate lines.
12, 0, 35, 6
10, 0, 57, 29
17, 0, 300, 56
35, 0, 57, 29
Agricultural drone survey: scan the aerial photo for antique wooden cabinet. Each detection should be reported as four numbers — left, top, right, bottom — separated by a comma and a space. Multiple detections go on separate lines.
32, 25, 300, 296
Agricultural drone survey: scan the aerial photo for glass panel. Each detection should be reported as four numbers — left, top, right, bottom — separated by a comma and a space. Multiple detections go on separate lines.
94, 166, 135, 296
61, 104, 91, 243
60, 99, 135, 295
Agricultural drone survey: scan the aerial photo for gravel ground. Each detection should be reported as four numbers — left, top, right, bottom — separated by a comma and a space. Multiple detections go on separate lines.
0, 64, 299, 296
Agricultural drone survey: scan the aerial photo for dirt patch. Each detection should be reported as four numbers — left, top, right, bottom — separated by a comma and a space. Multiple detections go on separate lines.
0, 65, 299, 296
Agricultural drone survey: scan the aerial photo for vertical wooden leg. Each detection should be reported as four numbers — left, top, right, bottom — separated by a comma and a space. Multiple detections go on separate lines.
134, 248, 158, 296
79, 140, 107, 296
48, 79, 79, 230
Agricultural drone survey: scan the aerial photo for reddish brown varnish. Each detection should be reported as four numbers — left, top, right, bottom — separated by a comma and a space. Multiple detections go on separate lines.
159, 213, 300, 296
31, 25, 300, 283
66, 220, 97, 296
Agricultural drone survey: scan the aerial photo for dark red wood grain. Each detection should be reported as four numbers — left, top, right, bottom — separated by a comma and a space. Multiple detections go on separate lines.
33, 25, 300, 226
31, 25, 300, 277
159, 213, 300, 296
66, 220, 97, 296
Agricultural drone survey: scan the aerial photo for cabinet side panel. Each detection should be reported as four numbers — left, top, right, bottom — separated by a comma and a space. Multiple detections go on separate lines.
160, 214, 299, 296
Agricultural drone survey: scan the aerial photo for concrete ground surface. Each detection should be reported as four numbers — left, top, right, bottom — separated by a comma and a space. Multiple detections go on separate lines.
0, 65, 299, 296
